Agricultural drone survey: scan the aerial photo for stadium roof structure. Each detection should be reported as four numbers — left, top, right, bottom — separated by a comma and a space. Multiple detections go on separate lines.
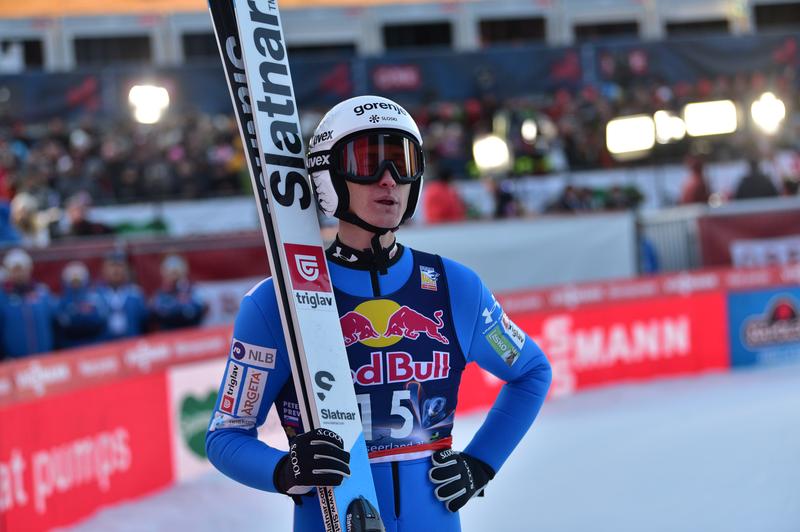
0, 0, 445, 18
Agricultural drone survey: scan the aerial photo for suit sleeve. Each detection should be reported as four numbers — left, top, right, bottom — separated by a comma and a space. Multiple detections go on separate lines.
205, 279, 292, 493
444, 259, 552, 474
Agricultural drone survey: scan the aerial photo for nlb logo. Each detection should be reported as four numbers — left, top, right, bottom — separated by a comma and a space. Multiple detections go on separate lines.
339, 299, 449, 348
284, 243, 331, 292
352, 351, 451, 386
231, 339, 277, 370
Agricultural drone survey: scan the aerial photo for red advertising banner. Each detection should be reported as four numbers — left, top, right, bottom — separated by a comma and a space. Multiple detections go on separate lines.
698, 209, 800, 267
457, 291, 730, 413
0, 373, 173, 532
519, 292, 730, 395
0, 325, 232, 409
497, 263, 800, 314
17, 232, 268, 296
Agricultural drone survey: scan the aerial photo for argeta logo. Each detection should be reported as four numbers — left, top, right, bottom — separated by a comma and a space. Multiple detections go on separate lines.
315, 371, 334, 401
284, 243, 331, 292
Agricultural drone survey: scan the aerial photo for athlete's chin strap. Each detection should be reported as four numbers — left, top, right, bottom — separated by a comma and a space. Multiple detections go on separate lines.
338, 211, 400, 275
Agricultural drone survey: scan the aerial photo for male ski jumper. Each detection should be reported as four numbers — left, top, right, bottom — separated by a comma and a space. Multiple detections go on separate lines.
206, 96, 552, 532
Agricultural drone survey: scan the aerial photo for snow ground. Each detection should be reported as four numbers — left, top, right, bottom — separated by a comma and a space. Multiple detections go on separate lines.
68, 363, 800, 532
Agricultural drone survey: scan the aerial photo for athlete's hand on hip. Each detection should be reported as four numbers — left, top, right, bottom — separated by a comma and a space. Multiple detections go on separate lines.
274, 428, 351, 495
429, 449, 495, 512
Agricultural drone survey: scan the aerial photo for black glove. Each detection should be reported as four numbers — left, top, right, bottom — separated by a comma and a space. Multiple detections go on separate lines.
274, 428, 351, 496
428, 449, 495, 512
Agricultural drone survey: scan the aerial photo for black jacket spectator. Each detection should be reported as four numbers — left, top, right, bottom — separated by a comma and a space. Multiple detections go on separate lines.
734, 160, 779, 200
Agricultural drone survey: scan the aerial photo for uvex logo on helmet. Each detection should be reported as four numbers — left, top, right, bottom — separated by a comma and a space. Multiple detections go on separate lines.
353, 101, 407, 117
307, 154, 330, 169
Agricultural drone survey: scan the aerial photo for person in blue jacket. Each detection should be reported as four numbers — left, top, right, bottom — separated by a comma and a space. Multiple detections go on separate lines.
148, 254, 207, 331
0, 248, 57, 360
54, 261, 108, 349
206, 96, 552, 532
96, 251, 148, 340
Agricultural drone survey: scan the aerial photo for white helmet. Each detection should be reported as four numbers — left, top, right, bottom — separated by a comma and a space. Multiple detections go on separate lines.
306, 95, 424, 234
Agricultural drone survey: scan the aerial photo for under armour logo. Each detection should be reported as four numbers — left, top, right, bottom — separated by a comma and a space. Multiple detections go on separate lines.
332, 246, 358, 262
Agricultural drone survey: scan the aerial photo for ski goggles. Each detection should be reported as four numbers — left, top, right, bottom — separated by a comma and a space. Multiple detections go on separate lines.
309, 131, 424, 184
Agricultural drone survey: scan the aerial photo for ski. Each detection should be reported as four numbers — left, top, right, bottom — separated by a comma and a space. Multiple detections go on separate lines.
207, 1, 382, 530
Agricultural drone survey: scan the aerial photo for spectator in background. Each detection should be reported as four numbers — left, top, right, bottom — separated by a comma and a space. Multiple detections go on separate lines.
54, 261, 108, 349
423, 168, 466, 224
484, 178, 522, 219
0, 200, 21, 247
149, 254, 207, 331
551, 185, 588, 212
781, 177, 799, 197
734, 158, 779, 200
56, 192, 113, 239
10, 192, 59, 248
0, 248, 56, 360
96, 250, 148, 341
679, 156, 711, 205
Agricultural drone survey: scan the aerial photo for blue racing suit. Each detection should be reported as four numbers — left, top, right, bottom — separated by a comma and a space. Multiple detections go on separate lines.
0, 282, 57, 359
206, 240, 552, 531
96, 283, 148, 340
149, 280, 207, 331
55, 284, 109, 349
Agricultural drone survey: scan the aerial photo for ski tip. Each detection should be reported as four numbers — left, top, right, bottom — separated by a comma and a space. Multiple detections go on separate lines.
346, 496, 385, 532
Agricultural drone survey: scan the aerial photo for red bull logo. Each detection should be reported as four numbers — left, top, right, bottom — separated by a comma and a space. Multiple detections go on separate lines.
353, 351, 451, 386
340, 310, 381, 346
339, 299, 450, 347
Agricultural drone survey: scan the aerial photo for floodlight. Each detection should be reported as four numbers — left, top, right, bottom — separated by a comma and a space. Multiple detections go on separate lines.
653, 110, 686, 144
472, 135, 511, 173
521, 119, 538, 144
128, 84, 170, 124
683, 100, 737, 137
750, 92, 786, 135
605, 115, 655, 155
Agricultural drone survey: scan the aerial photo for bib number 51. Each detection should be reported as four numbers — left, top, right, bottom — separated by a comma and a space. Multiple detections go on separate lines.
356, 391, 414, 440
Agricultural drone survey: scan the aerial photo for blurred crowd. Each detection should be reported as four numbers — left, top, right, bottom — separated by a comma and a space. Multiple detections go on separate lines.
0, 249, 207, 362
0, 67, 798, 237
0, 114, 247, 246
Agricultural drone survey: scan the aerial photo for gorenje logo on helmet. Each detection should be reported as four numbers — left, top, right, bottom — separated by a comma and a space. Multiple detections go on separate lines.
353, 102, 407, 117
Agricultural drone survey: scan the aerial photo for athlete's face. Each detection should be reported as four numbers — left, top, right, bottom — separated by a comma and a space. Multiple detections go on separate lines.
346, 170, 410, 229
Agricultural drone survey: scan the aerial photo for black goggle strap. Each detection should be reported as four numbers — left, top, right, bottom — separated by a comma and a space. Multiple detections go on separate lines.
306, 150, 332, 173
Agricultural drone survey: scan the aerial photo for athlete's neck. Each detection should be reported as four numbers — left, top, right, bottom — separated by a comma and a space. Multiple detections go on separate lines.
337, 220, 397, 251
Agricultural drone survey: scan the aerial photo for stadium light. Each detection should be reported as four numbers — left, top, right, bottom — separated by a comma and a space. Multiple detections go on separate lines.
653, 110, 686, 144
605, 115, 655, 157
521, 119, 538, 144
750, 92, 786, 135
683, 100, 738, 137
472, 134, 511, 173
128, 84, 170, 124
